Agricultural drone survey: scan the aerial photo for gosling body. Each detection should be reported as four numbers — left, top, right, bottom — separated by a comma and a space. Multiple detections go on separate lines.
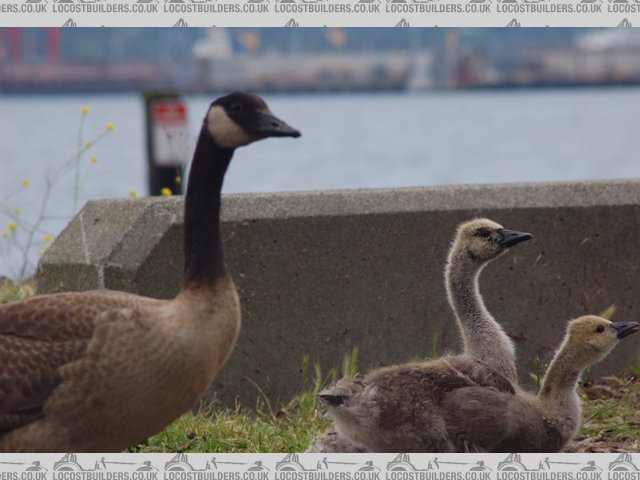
318, 316, 638, 452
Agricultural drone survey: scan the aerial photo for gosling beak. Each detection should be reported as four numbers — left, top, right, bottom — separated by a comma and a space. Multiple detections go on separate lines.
611, 322, 640, 339
254, 111, 301, 138
498, 229, 533, 248
318, 394, 346, 407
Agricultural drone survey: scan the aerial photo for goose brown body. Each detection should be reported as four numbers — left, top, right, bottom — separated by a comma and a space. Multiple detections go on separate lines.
315, 316, 639, 453
0, 92, 300, 452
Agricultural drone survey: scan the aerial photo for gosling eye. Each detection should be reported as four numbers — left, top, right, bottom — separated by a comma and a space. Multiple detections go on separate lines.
477, 228, 491, 239
596, 325, 605, 333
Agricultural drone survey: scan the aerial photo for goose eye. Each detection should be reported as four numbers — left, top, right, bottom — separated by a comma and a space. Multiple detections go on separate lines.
477, 228, 491, 238
596, 325, 605, 333
229, 102, 243, 113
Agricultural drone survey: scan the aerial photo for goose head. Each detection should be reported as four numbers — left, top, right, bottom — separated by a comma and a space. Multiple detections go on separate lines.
562, 315, 640, 369
452, 218, 532, 264
206, 92, 301, 149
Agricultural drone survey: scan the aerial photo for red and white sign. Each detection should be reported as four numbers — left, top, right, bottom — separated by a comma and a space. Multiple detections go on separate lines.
150, 99, 189, 167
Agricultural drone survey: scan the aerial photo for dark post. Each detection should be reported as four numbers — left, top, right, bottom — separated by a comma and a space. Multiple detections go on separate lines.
143, 91, 188, 196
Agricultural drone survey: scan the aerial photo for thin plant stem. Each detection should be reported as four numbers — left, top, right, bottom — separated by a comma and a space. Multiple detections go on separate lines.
1, 108, 115, 280
73, 112, 87, 214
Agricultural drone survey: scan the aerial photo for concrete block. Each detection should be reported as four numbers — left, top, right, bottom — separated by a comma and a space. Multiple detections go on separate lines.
38, 179, 640, 407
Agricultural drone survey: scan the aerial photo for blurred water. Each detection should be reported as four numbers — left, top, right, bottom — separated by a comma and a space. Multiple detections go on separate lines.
1, 88, 639, 277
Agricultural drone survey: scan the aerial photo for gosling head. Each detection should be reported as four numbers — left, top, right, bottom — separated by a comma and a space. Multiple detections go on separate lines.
317, 379, 373, 425
451, 218, 533, 264
562, 315, 640, 369
206, 92, 301, 149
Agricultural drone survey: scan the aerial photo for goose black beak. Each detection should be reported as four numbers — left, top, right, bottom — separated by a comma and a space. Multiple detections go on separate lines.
254, 111, 301, 138
612, 322, 640, 339
498, 229, 533, 248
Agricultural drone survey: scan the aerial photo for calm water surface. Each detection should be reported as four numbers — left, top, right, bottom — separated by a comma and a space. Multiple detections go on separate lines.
1, 88, 639, 275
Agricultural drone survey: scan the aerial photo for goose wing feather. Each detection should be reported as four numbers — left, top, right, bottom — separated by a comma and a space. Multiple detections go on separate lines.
0, 291, 151, 422
43, 306, 143, 417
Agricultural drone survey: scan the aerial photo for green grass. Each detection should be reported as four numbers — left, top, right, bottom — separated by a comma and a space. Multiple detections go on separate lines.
3, 283, 640, 452
129, 392, 331, 453
568, 376, 640, 452
132, 351, 360, 453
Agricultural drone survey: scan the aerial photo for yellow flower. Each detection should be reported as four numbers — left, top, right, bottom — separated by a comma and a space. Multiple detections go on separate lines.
14, 208, 21, 215
84, 140, 92, 149
1, 232, 8, 239
129, 190, 138, 198
160, 187, 172, 197
22, 179, 30, 188
174, 176, 182, 184
44, 233, 53, 242
37, 251, 44, 257
106, 123, 115, 132
82, 106, 90, 115
7, 222, 16, 232
90, 155, 98, 164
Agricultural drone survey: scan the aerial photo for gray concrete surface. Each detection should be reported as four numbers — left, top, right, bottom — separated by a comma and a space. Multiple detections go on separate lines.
38, 179, 640, 407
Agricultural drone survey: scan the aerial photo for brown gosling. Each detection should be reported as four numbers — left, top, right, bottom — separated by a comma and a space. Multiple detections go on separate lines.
0, 92, 300, 452
445, 218, 532, 384
307, 218, 531, 453
316, 316, 638, 452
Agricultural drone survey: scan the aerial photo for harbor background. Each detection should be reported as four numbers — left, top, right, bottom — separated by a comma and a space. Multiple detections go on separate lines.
1, 27, 640, 277
3, 28, 640, 93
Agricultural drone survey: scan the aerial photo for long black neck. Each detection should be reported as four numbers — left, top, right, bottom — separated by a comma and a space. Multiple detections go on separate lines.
182, 127, 234, 289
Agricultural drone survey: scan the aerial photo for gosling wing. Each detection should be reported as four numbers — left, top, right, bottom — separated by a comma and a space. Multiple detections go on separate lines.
441, 387, 556, 452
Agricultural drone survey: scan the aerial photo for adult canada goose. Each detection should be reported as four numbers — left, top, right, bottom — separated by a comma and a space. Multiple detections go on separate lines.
0, 92, 300, 452
307, 218, 531, 452
445, 218, 532, 384
316, 316, 639, 452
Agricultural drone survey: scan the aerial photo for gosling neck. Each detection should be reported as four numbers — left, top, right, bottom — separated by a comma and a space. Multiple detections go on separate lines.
537, 342, 583, 441
182, 127, 234, 290
538, 342, 582, 404
445, 246, 516, 381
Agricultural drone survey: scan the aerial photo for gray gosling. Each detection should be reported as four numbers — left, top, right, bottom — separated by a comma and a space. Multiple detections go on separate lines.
307, 218, 531, 453
445, 218, 532, 384
0, 93, 300, 452
316, 315, 639, 452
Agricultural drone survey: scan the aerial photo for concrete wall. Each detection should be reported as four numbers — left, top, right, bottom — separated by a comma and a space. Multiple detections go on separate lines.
38, 179, 640, 408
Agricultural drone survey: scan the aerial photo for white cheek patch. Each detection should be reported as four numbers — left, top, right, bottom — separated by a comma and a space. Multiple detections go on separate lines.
207, 105, 257, 148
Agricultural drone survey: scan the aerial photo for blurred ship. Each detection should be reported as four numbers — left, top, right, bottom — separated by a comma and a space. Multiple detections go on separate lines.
0, 27, 433, 94
192, 28, 432, 93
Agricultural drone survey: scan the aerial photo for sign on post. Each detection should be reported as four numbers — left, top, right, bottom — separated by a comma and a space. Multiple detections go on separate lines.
150, 99, 189, 168
144, 92, 188, 196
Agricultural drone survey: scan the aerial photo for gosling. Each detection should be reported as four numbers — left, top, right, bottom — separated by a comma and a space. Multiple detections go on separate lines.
317, 316, 638, 452
307, 218, 532, 453
445, 218, 532, 384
